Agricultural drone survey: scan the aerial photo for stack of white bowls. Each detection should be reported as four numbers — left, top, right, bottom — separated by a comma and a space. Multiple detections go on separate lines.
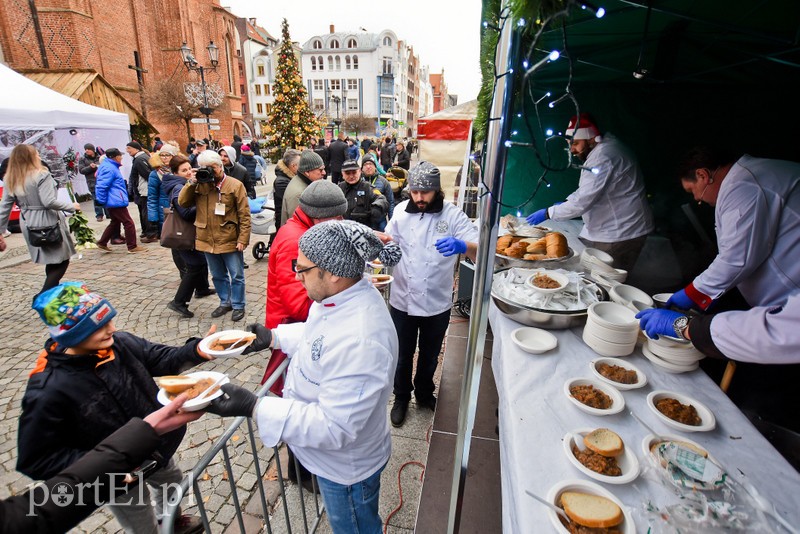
581, 248, 628, 283
643, 335, 705, 373
583, 302, 639, 357
609, 284, 654, 311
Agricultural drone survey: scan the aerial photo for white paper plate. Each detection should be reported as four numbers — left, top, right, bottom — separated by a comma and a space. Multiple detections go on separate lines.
590, 358, 647, 390
563, 429, 640, 484
157, 371, 229, 412
199, 330, 255, 358
367, 274, 394, 287
641, 433, 723, 491
582, 329, 636, 358
647, 390, 716, 432
545, 479, 635, 534
585, 319, 639, 344
564, 378, 625, 416
641, 345, 699, 374
511, 327, 558, 354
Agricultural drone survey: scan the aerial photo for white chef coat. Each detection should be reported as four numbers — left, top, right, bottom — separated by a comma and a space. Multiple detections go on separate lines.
691, 155, 800, 307
549, 134, 653, 242
710, 292, 800, 364
386, 200, 479, 316
255, 278, 398, 486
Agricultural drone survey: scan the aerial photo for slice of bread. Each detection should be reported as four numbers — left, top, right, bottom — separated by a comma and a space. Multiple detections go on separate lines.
216, 332, 257, 350
583, 428, 624, 457
560, 491, 623, 528
158, 375, 200, 394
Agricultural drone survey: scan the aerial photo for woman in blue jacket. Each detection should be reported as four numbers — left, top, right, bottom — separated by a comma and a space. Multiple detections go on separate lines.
146, 145, 177, 238
94, 149, 142, 252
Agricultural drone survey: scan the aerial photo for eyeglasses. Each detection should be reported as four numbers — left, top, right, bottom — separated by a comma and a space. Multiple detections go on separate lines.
292, 259, 318, 275
159, 153, 173, 158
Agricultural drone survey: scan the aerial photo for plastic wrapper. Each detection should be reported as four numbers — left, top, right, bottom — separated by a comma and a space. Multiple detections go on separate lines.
492, 268, 600, 311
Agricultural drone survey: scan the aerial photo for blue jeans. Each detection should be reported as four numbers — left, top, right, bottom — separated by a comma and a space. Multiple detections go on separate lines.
316, 463, 385, 534
204, 251, 245, 309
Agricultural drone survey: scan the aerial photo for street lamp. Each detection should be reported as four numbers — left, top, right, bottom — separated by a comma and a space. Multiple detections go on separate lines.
330, 95, 341, 133
180, 41, 219, 139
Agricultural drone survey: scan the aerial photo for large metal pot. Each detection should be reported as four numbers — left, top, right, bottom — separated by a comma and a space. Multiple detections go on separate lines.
491, 269, 606, 329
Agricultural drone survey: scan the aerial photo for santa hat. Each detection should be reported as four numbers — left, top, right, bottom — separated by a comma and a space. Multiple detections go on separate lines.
566, 113, 601, 141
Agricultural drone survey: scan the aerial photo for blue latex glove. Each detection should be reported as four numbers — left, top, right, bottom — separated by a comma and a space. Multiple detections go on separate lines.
526, 208, 548, 226
435, 237, 467, 257
635, 308, 684, 339
665, 288, 696, 311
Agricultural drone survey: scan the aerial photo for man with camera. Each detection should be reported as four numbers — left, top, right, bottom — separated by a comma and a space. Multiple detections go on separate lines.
178, 151, 251, 322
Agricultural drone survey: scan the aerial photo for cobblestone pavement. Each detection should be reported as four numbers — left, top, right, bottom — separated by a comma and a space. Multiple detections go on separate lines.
0, 193, 435, 533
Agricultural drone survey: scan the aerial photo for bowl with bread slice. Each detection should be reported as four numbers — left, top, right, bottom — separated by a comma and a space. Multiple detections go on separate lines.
156, 371, 229, 411
546, 479, 635, 533
200, 330, 258, 358
563, 428, 640, 484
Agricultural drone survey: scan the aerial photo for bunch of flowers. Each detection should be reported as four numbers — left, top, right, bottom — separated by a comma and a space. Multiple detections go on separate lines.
62, 147, 78, 179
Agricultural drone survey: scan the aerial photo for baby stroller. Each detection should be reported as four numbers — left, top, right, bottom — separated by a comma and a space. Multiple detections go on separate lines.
250, 196, 276, 260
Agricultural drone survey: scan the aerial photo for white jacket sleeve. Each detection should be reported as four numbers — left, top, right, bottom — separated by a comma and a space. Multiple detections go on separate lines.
549, 164, 612, 221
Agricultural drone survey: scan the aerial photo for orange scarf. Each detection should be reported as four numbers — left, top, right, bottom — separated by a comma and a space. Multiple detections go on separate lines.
29, 344, 116, 377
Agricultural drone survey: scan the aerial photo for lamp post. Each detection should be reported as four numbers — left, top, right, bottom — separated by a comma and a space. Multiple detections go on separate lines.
180, 41, 219, 140
331, 95, 341, 134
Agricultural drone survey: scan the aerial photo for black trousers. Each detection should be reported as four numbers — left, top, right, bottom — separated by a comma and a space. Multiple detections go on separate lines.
390, 306, 451, 402
42, 259, 69, 294
135, 197, 156, 237
172, 250, 210, 305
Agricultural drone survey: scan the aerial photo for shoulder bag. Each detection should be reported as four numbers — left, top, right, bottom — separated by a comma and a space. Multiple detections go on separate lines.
20, 210, 63, 247
160, 207, 195, 250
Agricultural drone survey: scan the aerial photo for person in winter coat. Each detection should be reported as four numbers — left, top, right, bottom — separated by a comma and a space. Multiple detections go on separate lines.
178, 150, 251, 322
218, 146, 254, 198
365, 149, 386, 176
361, 157, 395, 227
339, 159, 389, 231
394, 141, 411, 170
380, 137, 396, 169
231, 135, 243, 161
126, 141, 156, 242
146, 145, 178, 238
346, 138, 360, 162
273, 149, 301, 231
237, 145, 259, 198
18, 282, 212, 533
78, 143, 105, 221
281, 150, 327, 225
327, 132, 349, 184
94, 149, 144, 253
2, 395, 201, 534
0, 144, 80, 294
162, 155, 214, 318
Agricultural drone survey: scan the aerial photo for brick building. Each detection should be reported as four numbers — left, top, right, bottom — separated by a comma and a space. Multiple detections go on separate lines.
0, 0, 246, 145
430, 70, 455, 113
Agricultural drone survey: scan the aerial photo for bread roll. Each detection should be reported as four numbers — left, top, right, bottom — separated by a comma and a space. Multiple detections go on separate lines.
496, 235, 514, 254
504, 241, 528, 258
158, 375, 200, 394
523, 253, 548, 261
583, 428, 624, 457
545, 232, 568, 258
560, 491, 623, 528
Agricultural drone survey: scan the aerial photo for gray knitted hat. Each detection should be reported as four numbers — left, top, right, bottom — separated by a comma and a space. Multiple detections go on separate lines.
408, 161, 441, 191
298, 150, 324, 174
299, 180, 347, 219
299, 220, 402, 279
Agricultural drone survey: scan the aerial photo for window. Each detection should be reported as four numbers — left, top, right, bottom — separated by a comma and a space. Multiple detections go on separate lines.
224, 38, 234, 92
242, 103, 247, 114
257, 103, 263, 114
266, 104, 272, 114
335, 56, 341, 70
347, 38, 357, 49
352, 56, 358, 70
254, 84, 262, 96
257, 63, 265, 76
382, 57, 393, 75
380, 97, 393, 115
383, 36, 392, 46
347, 98, 358, 112
327, 56, 333, 70
313, 99, 324, 111
240, 84, 245, 95
264, 84, 270, 95
313, 39, 322, 49
318, 56, 324, 71
330, 39, 339, 49
380, 76, 393, 94
347, 78, 358, 91
345, 55, 351, 70
311, 56, 316, 71
330, 79, 341, 91
313, 80, 323, 91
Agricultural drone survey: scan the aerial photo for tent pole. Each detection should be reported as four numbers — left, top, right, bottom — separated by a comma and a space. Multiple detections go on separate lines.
446, 6, 517, 533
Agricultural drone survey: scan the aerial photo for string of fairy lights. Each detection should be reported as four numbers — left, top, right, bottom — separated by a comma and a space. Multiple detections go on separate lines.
478, 1, 606, 214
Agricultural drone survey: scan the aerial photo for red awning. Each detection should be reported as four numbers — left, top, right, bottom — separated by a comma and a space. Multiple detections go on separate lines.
418, 119, 472, 141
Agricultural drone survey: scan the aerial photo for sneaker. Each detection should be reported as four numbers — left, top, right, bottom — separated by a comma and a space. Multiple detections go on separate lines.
390, 399, 409, 427
141, 236, 159, 243
127, 246, 148, 253
210, 304, 233, 318
2, 230, 11, 238
173, 514, 203, 534
96, 243, 112, 252
194, 288, 216, 298
110, 237, 126, 245
231, 309, 245, 321
416, 395, 437, 411
168, 301, 194, 318
96, 215, 104, 222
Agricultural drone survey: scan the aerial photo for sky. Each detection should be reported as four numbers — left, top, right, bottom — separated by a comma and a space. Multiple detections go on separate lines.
221, 0, 483, 102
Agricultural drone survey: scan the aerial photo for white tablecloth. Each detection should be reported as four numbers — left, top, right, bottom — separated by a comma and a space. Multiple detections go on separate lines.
489, 222, 800, 532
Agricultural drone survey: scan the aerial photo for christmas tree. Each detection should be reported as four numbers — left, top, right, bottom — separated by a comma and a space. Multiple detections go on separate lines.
264, 19, 319, 160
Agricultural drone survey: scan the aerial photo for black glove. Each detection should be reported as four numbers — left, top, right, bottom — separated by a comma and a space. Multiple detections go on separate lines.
242, 323, 272, 354
206, 384, 258, 418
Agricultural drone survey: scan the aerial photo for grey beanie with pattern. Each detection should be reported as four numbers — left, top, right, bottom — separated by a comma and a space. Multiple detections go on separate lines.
299, 220, 402, 279
408, 161, 441, 191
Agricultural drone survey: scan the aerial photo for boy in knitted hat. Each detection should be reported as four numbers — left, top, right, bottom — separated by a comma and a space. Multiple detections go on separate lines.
207, 220, 402, 533
18, 282, 212, 533
281, 150, 326, 225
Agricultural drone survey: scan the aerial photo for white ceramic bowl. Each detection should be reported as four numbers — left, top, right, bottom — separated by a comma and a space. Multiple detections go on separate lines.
585, 319, 639, 344
156, 371, 229, 412
526, 270, 570, 294
609, 285, 654, 309
588, 302, 638, 330
545, 479, 635, 534
641, 345, 700, 373
582, 330, 636, 357
641, 433, 721, 491
652, 293, 672, 308
511, 327, 558, 354
563, 429, 641, 484
591, 358, 647, 390
200, 330, 256, 358
564, 377, 625, 416
646, 340, 705, 364
582, 247, 614, 265
647, 390, 716, 432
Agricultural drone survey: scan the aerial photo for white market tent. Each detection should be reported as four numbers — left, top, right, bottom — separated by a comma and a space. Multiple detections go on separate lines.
0, 63, 132, 194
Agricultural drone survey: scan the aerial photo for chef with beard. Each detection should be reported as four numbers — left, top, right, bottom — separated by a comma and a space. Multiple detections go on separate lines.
527, 113, 654, 272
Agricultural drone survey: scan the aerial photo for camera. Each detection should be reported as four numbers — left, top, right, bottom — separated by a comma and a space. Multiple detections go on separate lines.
195, 167, 215, 183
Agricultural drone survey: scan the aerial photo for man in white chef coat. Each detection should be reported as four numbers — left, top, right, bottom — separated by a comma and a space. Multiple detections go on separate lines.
666, 146, 800, 311
382, 161, 479, 427
206, 220, 402, 534
527, 113, 654, 272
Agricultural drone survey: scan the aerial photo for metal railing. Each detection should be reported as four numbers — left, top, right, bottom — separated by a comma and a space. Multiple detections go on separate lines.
161, 359, 325, 533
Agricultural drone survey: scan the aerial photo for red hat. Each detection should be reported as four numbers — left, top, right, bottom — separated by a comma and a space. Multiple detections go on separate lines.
566, 113, 601, 141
